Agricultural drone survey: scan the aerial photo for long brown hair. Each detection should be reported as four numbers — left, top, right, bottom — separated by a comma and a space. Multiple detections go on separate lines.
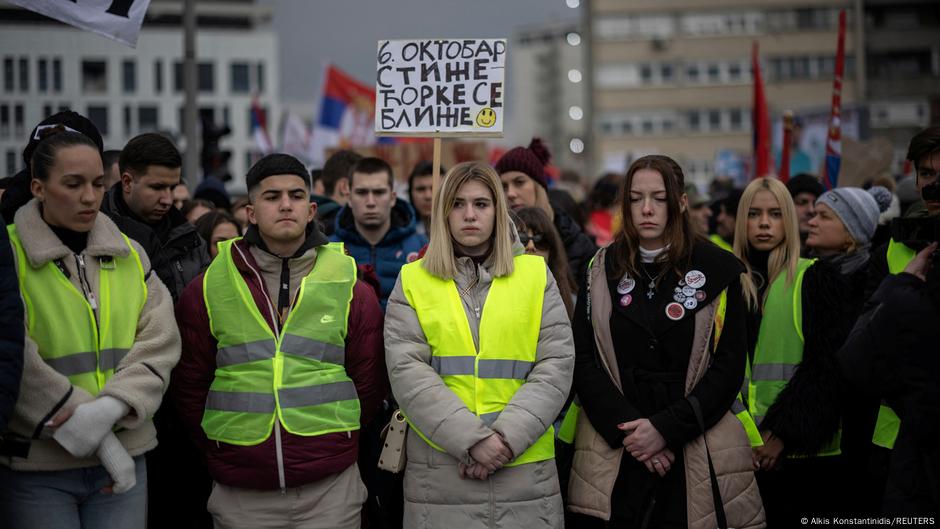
516, 207, 577, 318
609, 154, 697, 282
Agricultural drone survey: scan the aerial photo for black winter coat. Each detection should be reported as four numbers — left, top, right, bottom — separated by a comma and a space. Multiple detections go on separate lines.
839, 272, 940, 516
759, 259, 871, 456
552, 203, 596, 283
0, 212, 23, 432
100, 183, 210, 302
573, 240, 747, 526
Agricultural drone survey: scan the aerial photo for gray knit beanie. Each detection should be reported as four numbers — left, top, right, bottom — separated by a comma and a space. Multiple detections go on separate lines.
816, 186, 892, 245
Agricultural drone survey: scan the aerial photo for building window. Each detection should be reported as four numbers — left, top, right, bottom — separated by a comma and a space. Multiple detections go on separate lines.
708, 109, 722, 130
256, 63, 264, 93
661, 64, 674, 83
82, 60, 108, 93
53, 59, 62, 92
38, 58, 48, 92
43, 103, 52, 118
123, 105, 133, 136
3, 58, 14, 92
58, 104, 69, 113
122, 60, 136, 93
231, 62, 250, 94
662, 119, 675, 134
639, 64, 652, 84
174, 62, 183, 92
706, 63, 721, 83
641, 119, 654, 134
138, 106, 159, 131
198, 62, 214, 93
14, 104, 24, 135
18, 58, 28, 92
686, 64, 700, 83
87, 105, 109, 136
0, 105, 9, 137
688, 111, 700, 132
6, 150, 17, 176
222, 105, 231, 126
729, 108, 743, 130
620, 121, 633, 135
154, 60, 163, 93
728, 62, 742, 81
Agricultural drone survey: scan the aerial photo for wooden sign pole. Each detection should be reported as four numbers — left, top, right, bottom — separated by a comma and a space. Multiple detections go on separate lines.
431, 136, 442, 211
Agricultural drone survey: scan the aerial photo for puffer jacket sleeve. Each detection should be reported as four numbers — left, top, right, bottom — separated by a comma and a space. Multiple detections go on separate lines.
491, 266, 574, 458
99, 239, 182, 430
170, 272, 215, 451
385, 275, 493, 464
0, 219, 24, 432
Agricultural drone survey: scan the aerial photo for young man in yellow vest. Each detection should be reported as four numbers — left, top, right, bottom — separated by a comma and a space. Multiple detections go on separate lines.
172, 154, 386, 529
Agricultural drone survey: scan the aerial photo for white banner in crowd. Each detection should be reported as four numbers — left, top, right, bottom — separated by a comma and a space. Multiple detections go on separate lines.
375, 38, 507, 136
9, 0, 151, 48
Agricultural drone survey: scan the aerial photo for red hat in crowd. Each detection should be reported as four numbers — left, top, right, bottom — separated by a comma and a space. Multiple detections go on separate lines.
494, 138, 552, 189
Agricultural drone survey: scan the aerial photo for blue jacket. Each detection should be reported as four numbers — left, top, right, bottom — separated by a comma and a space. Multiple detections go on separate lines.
331, 201, 427, 309
0, 213, 24, 432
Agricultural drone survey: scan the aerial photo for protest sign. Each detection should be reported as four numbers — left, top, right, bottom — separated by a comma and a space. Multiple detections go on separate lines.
375, 38, 507, 137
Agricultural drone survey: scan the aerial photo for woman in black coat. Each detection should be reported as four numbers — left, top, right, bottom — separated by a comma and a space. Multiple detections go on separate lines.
838, 242, 940, 516
569, 155, 761, 528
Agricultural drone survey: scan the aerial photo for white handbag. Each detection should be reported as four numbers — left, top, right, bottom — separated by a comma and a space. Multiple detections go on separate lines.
378, 410, 408, 473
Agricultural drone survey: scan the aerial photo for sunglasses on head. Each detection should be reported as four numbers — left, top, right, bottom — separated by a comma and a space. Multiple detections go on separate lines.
519, 232, 548, 248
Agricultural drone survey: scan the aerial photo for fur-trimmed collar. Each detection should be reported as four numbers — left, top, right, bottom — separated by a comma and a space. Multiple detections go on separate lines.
12, 198, 130, 268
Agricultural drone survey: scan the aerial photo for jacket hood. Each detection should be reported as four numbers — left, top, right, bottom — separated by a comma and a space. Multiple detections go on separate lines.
242, 219, 329, 259
334, 199, 419, 247
12, 199, 129, 267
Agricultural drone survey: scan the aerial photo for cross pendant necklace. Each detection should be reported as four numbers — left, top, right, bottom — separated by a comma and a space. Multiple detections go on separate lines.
646, 280, 656, 299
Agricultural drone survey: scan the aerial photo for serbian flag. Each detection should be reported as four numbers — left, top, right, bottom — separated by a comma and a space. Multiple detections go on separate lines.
309, 64, 385, 164
251, 95, 274, 155
822, 10, 847, 190
752, 41, 772, 179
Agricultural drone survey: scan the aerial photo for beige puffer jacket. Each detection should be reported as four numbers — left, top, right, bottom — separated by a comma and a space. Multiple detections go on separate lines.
384, 241, 574, 529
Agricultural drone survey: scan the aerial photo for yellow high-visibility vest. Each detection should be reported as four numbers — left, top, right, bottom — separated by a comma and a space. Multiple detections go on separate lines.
399, 254, 554, 466
201, 239, 360, 446
8, 225, 146, 395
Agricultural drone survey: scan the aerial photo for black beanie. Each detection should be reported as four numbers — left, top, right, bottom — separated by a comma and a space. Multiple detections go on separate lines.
787, 173, 824, 199
24, 110, 104, 168
246, 153, 310, 191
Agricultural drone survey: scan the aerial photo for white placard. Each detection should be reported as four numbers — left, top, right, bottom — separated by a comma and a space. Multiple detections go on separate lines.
9, 0, 151, 48
375, 38, 507, 136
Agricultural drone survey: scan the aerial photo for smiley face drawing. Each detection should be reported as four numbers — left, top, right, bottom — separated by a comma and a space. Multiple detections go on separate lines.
476, 108, 496, 128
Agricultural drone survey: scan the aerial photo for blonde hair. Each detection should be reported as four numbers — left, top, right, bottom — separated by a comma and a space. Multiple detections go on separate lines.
533, 184, 555, 222
733, 178, 801, 311
422, 161, 514, 279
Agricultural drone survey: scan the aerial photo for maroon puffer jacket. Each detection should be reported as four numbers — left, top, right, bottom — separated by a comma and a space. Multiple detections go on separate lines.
171, 239, 387, 489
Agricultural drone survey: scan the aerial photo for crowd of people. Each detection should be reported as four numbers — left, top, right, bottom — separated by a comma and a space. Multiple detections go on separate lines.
0, 108, 937, 529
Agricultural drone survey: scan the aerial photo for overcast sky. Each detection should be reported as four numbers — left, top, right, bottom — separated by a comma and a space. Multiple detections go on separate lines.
259, 0, 579, 105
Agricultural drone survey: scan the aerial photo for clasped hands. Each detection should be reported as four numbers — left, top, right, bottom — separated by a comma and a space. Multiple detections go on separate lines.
459, 433, 514, 480
619, 418, 674, 477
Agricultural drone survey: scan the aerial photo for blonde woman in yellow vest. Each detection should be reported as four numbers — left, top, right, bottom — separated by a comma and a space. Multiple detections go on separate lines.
384, 161, 574, 529
0, 128, 180, 528
745, 184, 891, 525
568, 155, 763, 529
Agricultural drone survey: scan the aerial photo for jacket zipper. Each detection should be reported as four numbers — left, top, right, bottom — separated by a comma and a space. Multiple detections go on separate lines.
232, 244, 287, 491
75, 254, 99, 319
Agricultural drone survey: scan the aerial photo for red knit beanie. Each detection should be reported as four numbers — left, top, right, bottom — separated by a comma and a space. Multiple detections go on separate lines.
494, 138, 551, 189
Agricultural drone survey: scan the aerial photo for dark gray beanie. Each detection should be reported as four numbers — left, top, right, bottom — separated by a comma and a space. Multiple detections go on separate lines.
816, 186, 892, 245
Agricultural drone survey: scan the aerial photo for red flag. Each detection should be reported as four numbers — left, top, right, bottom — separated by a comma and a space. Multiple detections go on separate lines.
752, 41, 772, 179
779, 111, 794, 183
822, 10, 847, 190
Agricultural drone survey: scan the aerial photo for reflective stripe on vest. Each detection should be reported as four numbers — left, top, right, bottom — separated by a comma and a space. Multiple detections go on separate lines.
871, 239, 915, 449
710, 234, 733, 253
749, 258, 842, 456
400, 254, 553, 466
8, 226, 146, 395
202, 239, 360, 446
